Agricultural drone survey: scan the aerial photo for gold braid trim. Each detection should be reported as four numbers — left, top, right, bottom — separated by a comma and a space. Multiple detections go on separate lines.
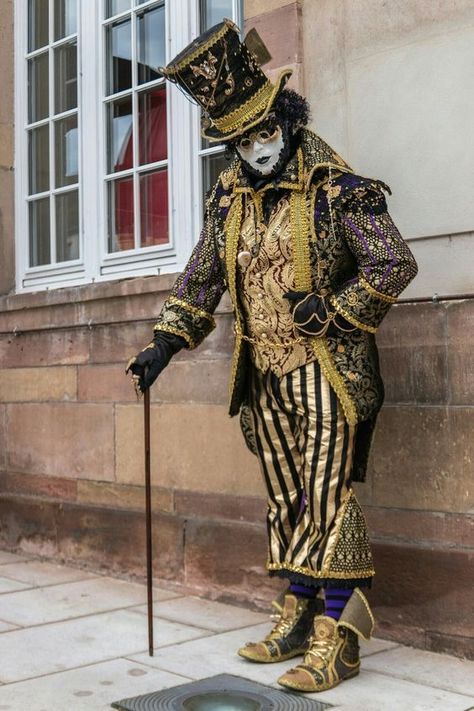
153, 324, 196, 350
290, 190, 312, 292
253, 191, 264, 224
224, 193, 244, 405
290, 190, 358, 427
161, 21, 233, 76
213, 81, 273, 133
311, 338, 358, 425
360, 276, 397, 304
309, 185, 318, 241
351, 588, 376, 632
168, 296, 215, 323
266, 561, 375, 581
329, 295, 378, 334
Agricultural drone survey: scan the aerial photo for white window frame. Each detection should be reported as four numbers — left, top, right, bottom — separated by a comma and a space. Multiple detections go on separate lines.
14, 0, 207, 292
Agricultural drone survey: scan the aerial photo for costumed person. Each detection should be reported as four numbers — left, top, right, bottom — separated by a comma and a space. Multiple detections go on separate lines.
126, 20, 418, 693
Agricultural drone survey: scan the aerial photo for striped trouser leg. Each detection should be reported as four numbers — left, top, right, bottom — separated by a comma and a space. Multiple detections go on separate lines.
250, 360, 375, 588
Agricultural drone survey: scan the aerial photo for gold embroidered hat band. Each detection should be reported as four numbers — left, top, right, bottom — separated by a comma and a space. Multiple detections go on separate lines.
158, 19, 292, 142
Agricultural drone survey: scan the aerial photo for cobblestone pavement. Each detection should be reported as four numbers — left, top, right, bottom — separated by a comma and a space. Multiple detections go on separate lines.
0, 550, 472, 711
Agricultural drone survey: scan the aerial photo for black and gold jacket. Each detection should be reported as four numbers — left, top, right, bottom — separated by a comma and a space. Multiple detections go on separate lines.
154, 129, 418, 474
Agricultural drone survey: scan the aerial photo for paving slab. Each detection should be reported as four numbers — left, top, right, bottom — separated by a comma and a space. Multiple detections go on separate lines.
0, 576, 32, 593
0, 658, 190, 711
130, 595, 268, 632
0, 560, 98, 587
149, 587, 184, 602
0, 620, 19, 633
363, 645, 474, 697
129, 623, 294, 687
0, 551, 31, 565
0, 609, 210, 684
359, 637, 400, 657
311, 669, 474, 711
0, 577, 152, 626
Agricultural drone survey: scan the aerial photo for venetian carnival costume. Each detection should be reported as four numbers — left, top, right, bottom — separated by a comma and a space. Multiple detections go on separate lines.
127, 20, 418, 693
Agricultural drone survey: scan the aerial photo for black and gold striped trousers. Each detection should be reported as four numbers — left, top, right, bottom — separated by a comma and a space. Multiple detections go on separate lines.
250, 360, 375, 589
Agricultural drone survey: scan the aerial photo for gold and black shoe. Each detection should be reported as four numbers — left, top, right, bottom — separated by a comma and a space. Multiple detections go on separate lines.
277, 588, 374, 692
238, 592, 323, 664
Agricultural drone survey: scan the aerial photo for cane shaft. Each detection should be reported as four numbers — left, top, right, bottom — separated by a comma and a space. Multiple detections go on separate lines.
144, 387, 154, 656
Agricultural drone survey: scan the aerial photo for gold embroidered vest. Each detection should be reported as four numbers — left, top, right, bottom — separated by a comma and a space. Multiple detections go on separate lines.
238, 195, 317, 377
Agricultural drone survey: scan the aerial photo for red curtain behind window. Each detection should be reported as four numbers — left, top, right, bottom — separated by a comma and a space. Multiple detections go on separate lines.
114, 88, 168, 251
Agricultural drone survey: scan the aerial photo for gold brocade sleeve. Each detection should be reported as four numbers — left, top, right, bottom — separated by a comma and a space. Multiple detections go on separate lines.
330, 191, 418, 332
153, 186, 227, 349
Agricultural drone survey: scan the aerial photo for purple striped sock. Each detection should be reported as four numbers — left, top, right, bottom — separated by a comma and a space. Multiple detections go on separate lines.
324, 588, 353, 621
290, 583, 317, 599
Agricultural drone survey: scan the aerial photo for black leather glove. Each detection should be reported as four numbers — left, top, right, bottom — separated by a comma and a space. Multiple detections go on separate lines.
126, 331, 186, 395
284, 291, 356, 337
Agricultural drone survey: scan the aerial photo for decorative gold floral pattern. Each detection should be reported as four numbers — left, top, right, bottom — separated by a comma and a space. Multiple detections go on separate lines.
238, 196, 316, 377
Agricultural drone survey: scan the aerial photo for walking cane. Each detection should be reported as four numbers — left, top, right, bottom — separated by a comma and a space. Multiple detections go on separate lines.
144, 386, 154, 656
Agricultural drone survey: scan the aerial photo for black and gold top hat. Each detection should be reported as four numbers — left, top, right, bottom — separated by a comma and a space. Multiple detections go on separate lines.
158, 19, 292, 142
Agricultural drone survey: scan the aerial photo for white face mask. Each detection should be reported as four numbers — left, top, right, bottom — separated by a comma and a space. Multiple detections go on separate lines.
236, 125, 285, 177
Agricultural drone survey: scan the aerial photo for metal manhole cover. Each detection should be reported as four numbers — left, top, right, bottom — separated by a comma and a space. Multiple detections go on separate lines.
111, 673, 333, 710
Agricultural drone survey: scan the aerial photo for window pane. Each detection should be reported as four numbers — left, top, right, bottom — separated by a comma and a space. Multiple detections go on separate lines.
29, 125, 50, 194
55, 114, 78, 187
138, 87, 167, 165
107, 96, 133, 173
54, 0, 77, 40
140, 170, 169, 247
54, 41, 77, 114
137, 5, 165, 85
106, 19, 132, 95
200, 0, 234, 31
108, 176, 134, 252
28, 53, 49, 123
202, 151, 228, 199
105, 0, 131, 18
56, 190, 79, 261
28, 0, 49, 52
29, 197, 51, 266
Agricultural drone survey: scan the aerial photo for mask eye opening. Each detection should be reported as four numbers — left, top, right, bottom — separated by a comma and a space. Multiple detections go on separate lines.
238, 137, 252, 150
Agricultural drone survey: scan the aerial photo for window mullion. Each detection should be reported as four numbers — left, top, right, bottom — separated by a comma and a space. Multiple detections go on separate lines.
131, 9, 140, 250
80, 0, 102, 282
49, 5, 57, 264
15, 2, 29, 288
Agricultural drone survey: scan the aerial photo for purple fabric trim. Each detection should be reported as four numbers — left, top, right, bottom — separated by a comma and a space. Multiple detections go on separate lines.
177, 234, 204, 297
344, 218, 376, 264
369, 214, 398, 290
197, 252, 218, 305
